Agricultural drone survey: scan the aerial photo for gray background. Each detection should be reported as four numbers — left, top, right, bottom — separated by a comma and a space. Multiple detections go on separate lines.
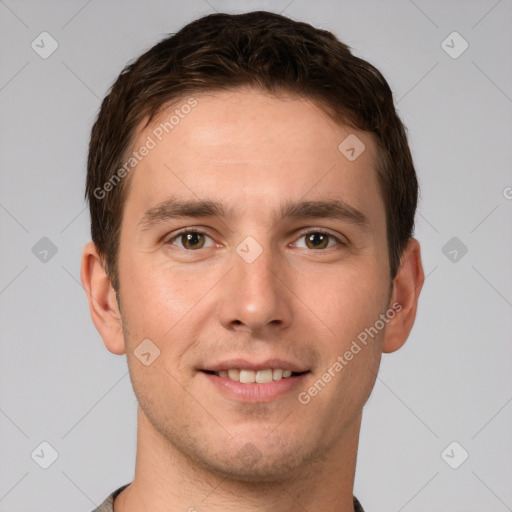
1, 0, 511, 511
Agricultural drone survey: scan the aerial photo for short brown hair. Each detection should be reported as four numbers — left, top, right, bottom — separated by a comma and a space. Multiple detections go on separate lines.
86, 11, 418, 293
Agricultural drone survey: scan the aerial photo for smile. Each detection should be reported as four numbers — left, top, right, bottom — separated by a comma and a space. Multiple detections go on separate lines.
205, 368, 304, 383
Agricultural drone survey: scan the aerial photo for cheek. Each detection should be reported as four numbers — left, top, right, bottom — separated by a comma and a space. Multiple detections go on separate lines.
118, 254, 217, 370
119, 253, 190, 325
309, 261, 389, 340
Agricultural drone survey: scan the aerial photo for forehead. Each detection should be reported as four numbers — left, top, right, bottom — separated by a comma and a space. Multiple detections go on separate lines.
123, 87, 383, 224
146, 88, 370, 161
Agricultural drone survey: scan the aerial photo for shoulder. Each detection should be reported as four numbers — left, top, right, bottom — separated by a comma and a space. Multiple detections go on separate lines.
354, 495, 366, 512
90, 484, 130, 512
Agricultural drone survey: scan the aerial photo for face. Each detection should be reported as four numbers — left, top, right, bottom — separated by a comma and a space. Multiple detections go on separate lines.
115, 88, 394, 480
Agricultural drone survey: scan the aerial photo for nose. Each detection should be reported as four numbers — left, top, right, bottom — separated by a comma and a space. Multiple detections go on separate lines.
216, 242, 293, 335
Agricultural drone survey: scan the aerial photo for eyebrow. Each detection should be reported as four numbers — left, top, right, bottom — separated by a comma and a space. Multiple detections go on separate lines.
138, 198, 370, 232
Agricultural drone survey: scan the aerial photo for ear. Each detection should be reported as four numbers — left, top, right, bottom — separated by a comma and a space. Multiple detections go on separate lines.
80, 241, 126, 355
382, 238, 424, 354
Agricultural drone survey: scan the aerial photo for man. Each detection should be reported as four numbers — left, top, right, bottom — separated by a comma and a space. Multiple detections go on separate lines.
81, 10, 424, 512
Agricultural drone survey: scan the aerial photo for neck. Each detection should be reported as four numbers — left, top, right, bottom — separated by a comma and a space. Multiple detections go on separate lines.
114, 407, 361, 512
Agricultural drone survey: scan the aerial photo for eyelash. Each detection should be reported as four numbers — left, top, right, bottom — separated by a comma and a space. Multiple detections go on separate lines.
165, 228, 346, 250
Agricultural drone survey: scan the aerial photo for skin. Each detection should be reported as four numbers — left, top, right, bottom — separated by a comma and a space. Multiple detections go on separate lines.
81, 87, 424, 512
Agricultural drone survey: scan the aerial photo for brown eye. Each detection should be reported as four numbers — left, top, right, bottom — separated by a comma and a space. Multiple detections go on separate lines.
304, 232, 330, 249
181, 232, 205, 249
168, 230, 213, 250
293, 231, 342, 250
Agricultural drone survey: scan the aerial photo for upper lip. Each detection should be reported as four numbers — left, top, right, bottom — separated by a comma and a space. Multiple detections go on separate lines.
202, 358, 309, 373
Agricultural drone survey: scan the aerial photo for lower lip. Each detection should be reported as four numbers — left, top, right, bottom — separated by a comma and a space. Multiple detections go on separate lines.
200, 371, 309, 402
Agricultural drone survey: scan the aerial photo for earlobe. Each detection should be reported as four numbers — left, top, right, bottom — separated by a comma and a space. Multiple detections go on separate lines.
80, 242, 126, 355
382, 238, 424, 354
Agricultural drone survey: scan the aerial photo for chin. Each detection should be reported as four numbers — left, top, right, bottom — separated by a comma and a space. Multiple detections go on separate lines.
202, 454, 303, 483
189, 437, 322, 484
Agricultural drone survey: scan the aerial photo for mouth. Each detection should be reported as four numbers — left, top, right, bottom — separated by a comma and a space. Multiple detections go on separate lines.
199, 360, 310, 402
201, 368, 307, 384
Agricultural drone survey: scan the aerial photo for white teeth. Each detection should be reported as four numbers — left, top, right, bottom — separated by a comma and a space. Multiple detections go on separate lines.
214, 368, 299, 383
239, 369, 255, 383
256, 369, 273, 383
228, 369, 240, 381
272, 368, 283, 381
